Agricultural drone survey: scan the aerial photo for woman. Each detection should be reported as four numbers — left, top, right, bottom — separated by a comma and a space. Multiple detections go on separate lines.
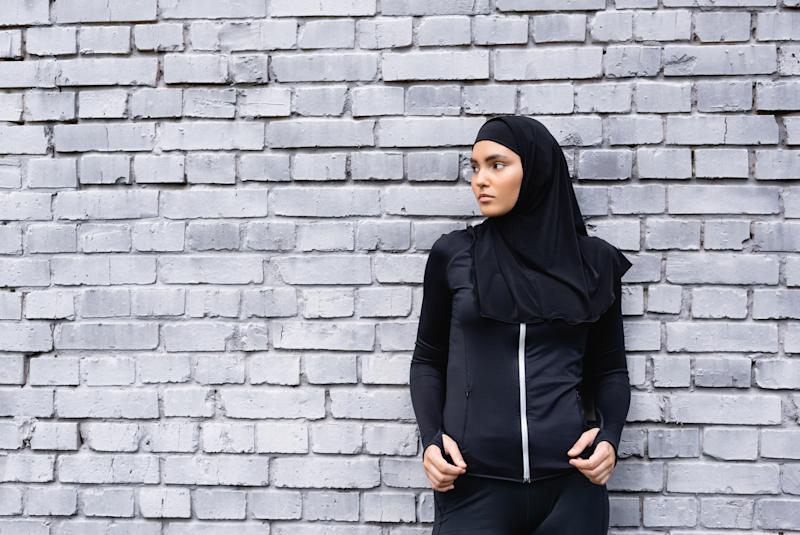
409, 115, 633, 535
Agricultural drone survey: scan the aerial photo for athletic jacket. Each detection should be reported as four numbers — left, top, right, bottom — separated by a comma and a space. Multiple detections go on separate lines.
409, 227, 631, 483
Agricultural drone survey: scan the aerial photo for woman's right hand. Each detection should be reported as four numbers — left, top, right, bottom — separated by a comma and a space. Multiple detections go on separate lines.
423, 433, 467, 492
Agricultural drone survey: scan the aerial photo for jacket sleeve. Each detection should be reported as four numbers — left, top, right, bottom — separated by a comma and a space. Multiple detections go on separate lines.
409, 236, 453, 456
583, 274, 631, 467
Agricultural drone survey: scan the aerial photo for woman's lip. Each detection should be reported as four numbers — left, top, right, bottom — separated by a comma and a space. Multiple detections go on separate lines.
478, 195, 494, 200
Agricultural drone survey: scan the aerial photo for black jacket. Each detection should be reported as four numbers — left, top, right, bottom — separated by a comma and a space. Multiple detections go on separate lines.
409, 228, 631, 483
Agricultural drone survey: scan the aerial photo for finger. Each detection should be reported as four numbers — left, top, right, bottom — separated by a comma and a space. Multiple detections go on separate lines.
440, 435, 467, 469
424, 449, 456, 479
572, 460, 602, 481
584, 466, 606, 483
432, 479, 455, 492
434, 456, 466, 476
575, 465, 603, 485
567, 428, 600, 457
569, 457, 587, 469
446, 443, 468, 469
566, 438, 589, 457
427, 463, 459, 490
569, 455, 597, 470
572, 456, 608, 475
588, 444, 614, 469
565, 438, 581, 457
427, 469, 454, 491
428, 453, 465, 482
566, 447, 582, 458
585, 453, 614, 480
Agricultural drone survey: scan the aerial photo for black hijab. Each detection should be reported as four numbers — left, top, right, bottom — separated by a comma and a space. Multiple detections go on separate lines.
468, 115, 632, 325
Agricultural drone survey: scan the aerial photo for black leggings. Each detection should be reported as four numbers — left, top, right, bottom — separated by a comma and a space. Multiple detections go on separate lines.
432, 469, 609, 535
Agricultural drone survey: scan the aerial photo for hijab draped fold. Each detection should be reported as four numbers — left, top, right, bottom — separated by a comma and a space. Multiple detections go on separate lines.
469, 115, 632, 325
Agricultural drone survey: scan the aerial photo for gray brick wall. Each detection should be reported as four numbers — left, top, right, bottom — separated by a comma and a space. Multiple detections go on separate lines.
0, 0, 799, 532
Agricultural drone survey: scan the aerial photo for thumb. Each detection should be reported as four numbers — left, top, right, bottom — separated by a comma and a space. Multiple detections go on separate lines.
566, 434, 593, 457
445, 439, 468, 469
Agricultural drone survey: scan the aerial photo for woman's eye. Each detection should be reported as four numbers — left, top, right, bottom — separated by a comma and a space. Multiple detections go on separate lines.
471, 163, 504, 172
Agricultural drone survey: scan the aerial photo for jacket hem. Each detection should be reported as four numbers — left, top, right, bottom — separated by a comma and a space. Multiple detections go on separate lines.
462, 466, 578, 484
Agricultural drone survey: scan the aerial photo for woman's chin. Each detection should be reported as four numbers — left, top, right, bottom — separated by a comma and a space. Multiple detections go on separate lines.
479, 206, 507, 218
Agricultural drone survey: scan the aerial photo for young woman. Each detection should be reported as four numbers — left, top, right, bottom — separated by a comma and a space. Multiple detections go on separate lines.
409, 115, 633, 535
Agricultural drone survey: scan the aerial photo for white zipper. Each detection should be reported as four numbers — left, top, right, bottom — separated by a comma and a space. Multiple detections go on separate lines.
518, 322, 531, 483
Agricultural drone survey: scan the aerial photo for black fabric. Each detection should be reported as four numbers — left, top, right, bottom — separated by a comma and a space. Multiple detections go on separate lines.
432, 470, 608, 535
409, 230, 631, 481
470, 115, 632, 325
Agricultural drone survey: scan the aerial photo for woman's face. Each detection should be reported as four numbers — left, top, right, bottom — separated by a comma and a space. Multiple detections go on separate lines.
469, 140, 523, 217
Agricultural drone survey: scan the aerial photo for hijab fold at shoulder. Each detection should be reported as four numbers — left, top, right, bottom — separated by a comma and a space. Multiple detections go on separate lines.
469, 115, 632, 325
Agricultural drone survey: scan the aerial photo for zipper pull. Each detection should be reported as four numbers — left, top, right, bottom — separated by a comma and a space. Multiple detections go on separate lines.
465, 386, 471, 398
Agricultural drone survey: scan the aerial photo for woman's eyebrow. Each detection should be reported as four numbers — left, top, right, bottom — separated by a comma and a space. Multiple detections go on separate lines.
469, 153, 507, 164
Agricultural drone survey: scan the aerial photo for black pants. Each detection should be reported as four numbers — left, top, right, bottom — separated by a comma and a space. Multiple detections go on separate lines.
432, 469, 609, 535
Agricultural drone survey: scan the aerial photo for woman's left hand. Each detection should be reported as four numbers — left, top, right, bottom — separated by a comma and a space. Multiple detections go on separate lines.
566, 427, 616, 485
